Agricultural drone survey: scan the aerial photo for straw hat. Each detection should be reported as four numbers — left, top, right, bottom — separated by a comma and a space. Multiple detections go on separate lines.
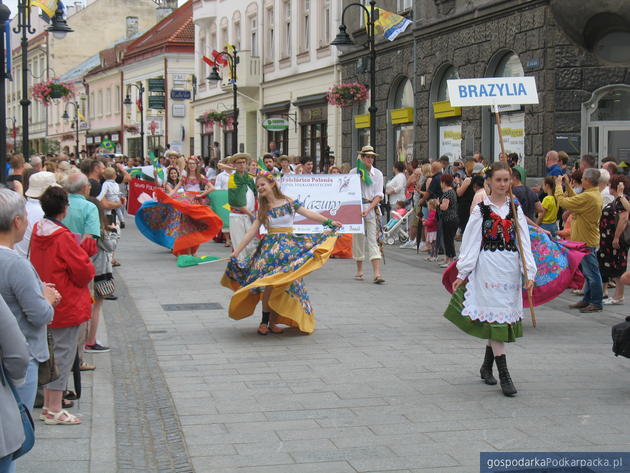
228, 153, 251, 163
359, 145, 378, 157
25, 171, 60, 198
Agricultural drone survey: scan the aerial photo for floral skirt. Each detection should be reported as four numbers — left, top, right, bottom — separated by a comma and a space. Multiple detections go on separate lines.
221, 232, 337, 333
135, 188, 222, 255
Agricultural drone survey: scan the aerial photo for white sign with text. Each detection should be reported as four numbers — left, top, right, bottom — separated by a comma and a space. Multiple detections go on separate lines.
447, 76, 539, 107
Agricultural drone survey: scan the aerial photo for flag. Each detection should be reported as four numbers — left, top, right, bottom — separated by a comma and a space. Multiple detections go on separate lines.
356, 158, 372, 186
77, 110, 86, 122
129, 165, 156, 181
208, 190, 229, 228
100, 138, 115, 151
149, 151, 164, 181
211, 49, 228, 67
202, 55, 215, 67
372, 8, 412, 41
136, 98, 143, 112
225, 42, 235, 54
30, 0, 58, 18
176, 255, 222, 268
257, 157, 266, 173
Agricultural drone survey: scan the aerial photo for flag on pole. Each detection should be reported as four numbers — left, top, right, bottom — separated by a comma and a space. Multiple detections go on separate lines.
371, 8, 412, 41
202, 56, 215, 67
136, 98, 143, 112
149, 151, 164, 182
356, 158, 373, 186
211, 49, 228, 67
225, 42, 235, 54
208, 190, 230, 228
257, 157, 266, 173
30, 0, 59, 18
77, 110, 86, 122
176, 255, 222, 268
100, 138, 115, 151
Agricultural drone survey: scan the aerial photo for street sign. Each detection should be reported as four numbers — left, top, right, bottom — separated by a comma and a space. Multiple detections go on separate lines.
148, 96, 165, 109
170, 89, 191, 100
262, 117, 289, 131
446, 76, 539, 107
148, 78, 165, 92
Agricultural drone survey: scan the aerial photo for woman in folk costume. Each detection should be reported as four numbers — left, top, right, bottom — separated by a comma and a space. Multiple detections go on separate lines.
446, 162, 536, 397
221, 171, 340, 335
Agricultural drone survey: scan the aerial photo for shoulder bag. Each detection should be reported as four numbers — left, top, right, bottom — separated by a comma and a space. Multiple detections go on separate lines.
0, 361, 35, 460
38, 329, 60, 386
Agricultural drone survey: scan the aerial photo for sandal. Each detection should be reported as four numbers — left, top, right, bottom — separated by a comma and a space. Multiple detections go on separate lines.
268, 324, 284, 334
39, 407, 49, 421
373, 276, 386, 284
44, 409, 81, 425
354, 273, 364, 281
257, 324, 269, 335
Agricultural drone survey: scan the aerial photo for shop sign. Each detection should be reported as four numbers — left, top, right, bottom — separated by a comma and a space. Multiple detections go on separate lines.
390, 107, 414, 125
447, 77, 539, 107
148, 96, 165, 109
86, 136, 94, 144
493, 112, 525, 158
354, 114, 370, 129
433, 100, 462, 119
94, 136, 101, 144
262, 118, 289, 131
148, 78, 165, 92
170, 89, 191, 100
439, 124, 462, 161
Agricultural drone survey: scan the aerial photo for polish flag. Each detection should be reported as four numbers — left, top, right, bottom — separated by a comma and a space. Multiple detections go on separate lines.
211, 50, 228, 67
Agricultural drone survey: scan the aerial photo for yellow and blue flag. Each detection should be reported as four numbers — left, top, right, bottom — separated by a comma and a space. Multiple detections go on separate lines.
30, 0, 59, 18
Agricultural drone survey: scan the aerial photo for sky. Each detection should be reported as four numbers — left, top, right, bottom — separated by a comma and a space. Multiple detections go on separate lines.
2, 0, 187, 18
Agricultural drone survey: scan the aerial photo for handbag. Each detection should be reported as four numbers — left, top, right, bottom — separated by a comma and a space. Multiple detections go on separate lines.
94, 276, 115, 298
0, 361, 35, 460
38, 329, 60, 386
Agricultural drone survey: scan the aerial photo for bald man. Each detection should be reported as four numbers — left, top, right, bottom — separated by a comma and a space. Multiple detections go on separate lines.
545, 150, 564, 176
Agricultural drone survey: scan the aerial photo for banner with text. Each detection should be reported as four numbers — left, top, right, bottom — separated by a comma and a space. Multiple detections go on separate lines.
279, 174, 364, 234
447, 76, 539, 107
128, 178, 157, 215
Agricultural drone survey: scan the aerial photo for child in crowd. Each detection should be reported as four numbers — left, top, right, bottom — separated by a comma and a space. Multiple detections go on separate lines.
424, 199, 439, 261
98, 167, 125, 226
538, 176, 559, 237
385, 200, 408, 230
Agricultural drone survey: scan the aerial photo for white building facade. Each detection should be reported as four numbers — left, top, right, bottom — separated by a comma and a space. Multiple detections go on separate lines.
192, 0, 342, 170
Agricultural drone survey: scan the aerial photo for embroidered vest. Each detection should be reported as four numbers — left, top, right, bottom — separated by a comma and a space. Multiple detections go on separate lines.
479, 202, 518, 252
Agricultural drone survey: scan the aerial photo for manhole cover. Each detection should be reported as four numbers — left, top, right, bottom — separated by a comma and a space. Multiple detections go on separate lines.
161, 303, 223, 311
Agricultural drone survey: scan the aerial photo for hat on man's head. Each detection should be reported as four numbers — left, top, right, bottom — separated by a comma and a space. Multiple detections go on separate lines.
25, 171, 60, 198
359, 145, 378, 157
472, 163, 485, 175
229, 153, 251, 163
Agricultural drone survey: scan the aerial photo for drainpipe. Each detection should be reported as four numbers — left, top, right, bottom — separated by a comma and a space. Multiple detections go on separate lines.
164, 56, 169, 153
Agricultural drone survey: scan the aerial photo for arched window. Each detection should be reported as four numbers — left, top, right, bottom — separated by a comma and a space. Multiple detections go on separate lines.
429, 65, 461, 163
232, 11, 241, 50
388, 77, 414, 173
482, 51, 525, 163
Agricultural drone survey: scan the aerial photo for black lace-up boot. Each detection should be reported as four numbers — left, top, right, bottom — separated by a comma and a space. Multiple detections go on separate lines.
480, 345, 497, 385
494, 354, 517, 397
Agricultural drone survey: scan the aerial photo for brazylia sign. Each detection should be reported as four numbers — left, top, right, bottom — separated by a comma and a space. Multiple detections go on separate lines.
446, 77, 539, 107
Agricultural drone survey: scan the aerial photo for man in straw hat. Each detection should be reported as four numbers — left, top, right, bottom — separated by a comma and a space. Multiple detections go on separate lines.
351, 145, 385, 284
228, 153, 257, 260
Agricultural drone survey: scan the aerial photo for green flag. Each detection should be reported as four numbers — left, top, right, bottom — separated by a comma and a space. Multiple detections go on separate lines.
100, 138, 115, 151
149, 151, 164, 181
356, 158, 372, 185
208, 189, 230, 228
176, 255, 222, 268
257, 157, 266, 173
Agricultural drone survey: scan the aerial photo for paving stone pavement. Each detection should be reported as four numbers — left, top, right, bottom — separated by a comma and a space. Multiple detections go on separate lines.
19, 217, 630, 473
110, 219, 630, 473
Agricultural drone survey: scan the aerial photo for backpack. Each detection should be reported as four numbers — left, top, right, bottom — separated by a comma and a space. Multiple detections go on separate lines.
612, 316, 630, 358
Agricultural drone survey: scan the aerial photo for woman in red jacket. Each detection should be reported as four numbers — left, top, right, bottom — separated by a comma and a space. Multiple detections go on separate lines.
30, 187, 95, 425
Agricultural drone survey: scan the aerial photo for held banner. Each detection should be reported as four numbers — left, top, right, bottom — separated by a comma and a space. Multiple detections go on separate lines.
446, 76, 539, 107
279, 174, 364, 234
127, 178, 156, 215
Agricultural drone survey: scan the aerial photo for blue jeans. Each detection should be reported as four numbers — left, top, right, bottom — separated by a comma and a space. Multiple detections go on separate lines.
0, 455, 13, 473
7, 359, 39, 473
581, 247, 603, 307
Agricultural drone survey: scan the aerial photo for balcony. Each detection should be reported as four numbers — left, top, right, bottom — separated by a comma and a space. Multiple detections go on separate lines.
220, 50, 261, 92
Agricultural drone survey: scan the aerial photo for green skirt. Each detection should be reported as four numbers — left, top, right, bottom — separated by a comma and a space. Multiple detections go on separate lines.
443, 284, 523, 342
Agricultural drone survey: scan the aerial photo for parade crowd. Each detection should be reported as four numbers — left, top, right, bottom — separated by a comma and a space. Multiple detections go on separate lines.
1, 144, 629, 468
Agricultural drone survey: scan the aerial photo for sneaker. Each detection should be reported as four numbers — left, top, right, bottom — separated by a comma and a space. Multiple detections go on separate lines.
603, 297, 624, 305
84, 343, 111, 353
399, 240, 416, 249
439, 262, 450, 268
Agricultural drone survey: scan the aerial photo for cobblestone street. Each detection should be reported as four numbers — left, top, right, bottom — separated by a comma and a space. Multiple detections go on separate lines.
19, 220, 630, 472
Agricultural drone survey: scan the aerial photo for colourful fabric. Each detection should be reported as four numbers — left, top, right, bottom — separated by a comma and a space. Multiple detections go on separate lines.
208, 189, 230, 227
332, 234, 353, 258
541, 195, 559, 224
135, 188, 222, 255
442, 225, 587, 308
442, 284, 523, 342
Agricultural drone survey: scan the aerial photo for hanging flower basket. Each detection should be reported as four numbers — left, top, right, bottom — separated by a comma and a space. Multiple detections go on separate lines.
196, 110, 227, 127
31, 79, 75, 105
327, 82, 369, 108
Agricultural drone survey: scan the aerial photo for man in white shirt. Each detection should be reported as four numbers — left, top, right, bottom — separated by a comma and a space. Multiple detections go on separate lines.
386, 161, 407, 207
351, 146, 385, 284
214, 160, 233, 190
14, 172, 60, 257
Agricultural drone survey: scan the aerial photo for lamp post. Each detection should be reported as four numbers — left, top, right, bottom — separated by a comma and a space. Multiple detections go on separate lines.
123, 83, 145, 159
206, 48, 239, 155
13, 1, 73, 160
0, 1, 10, 183
331, 0, 378, 146
62, 101, 80, 158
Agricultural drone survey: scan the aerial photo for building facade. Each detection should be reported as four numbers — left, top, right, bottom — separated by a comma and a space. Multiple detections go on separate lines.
122, 1, 195, 158
338, 0, 630, 178
193, 0, 342, 170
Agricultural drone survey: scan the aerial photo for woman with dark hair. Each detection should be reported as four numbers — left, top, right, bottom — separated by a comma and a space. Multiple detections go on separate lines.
165, 167, 181, 195
222, 171, 341, 335
29, 187, 95, 425
598, 174, 630, 305
438, 173, 459, 268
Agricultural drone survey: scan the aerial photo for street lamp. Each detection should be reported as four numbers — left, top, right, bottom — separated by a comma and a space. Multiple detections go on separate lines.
62, 101, 80, 158
206, 48, 239, 155
331, 0, 378, 146
13, 1, 73, 160
0, 1, 10, 183
123, 83, 145, 159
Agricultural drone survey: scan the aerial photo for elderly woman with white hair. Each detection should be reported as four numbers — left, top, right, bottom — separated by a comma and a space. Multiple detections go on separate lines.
0, 189, 57, 416
599, 168, 614, 208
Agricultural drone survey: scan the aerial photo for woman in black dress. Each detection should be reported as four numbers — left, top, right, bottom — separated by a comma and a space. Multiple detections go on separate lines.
438, 174, 459, 269
598, 174, 630, 305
